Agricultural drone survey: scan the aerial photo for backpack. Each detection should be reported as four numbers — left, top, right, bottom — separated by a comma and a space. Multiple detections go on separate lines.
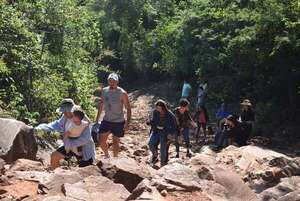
91, 122, 101, 144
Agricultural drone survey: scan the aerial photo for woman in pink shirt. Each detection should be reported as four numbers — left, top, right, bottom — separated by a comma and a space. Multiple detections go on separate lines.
194, 106, 209, 143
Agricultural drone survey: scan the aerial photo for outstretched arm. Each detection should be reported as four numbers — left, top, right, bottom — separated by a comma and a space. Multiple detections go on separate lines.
95, 98, 104, 123
122, 92, 131, 129
35, 116, 65, 133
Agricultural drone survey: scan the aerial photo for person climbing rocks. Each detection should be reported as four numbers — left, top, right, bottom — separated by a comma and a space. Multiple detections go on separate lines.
148, 99, 177, 167
181, 80, 192, 100
239, 99, 255, 146
174, 99, 197, 158
194, 105, 209, 143
95, 73, 131, 158
63, 105, 89, 157
35, 98, 95, 170
225, 114, 244, 146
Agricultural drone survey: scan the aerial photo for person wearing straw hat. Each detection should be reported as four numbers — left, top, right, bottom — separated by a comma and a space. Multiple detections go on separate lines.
35, 98, 95, 170
239, 99, 255, 146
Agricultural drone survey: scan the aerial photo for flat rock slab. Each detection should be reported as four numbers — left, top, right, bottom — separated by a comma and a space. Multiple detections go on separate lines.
62, 175, 130, 201
9, 159, 45, 172
0, 180, 39, 199
156, 163, 202, 191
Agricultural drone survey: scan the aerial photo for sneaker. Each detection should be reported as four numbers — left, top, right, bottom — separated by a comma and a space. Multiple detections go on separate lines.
151, 155, 158, 164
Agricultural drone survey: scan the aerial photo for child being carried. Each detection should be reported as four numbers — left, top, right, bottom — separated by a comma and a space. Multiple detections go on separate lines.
64, 105, 89, 156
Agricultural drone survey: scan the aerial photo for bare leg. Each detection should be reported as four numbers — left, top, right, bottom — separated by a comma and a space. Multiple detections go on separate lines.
99, 132, 110, 158
50, 151, 65, 170
112, 135, 120, 157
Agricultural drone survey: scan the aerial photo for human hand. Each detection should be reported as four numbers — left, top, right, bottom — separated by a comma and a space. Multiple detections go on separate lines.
191, 121, 197, 128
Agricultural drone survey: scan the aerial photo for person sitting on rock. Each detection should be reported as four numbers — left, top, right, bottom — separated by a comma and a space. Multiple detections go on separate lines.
35, 98, 95, 170
148, 99, 177, 167
224, 115, 244, 146
63, 105, 89, 157
174, 99, 197, 158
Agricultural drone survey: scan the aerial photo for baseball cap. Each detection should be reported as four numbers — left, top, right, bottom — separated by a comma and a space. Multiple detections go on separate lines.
107, 73, 119, 82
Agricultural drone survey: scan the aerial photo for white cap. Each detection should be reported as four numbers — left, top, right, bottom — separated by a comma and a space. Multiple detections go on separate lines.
107, 73, 119, 81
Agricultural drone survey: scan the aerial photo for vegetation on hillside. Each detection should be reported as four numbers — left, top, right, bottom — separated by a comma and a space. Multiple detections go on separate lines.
0, 0, 299, 140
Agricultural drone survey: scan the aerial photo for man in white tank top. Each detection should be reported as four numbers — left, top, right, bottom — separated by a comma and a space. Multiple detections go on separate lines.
95, 73, 131, 158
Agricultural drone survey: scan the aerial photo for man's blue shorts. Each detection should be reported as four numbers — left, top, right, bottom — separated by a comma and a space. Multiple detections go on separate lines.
99, 120, 125, 138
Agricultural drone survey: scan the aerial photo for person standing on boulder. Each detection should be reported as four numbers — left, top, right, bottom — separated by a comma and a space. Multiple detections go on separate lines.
95, 73, 131, 158
148, 100, 177, 167
35, 99, 95, 170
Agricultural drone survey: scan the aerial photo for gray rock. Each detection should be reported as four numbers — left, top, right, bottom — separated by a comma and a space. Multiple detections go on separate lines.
212, 167, 259, 201
155, 163, 202, 192
97, 157, 150, 192
126, 179, 165, 201
9, 159, 44, 172
0, 118, 37, 163
62, 175, 130, 201
260, 176, 300, 201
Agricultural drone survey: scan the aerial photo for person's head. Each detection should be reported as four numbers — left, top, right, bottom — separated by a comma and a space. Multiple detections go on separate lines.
155, 99, 168, 114
225, 114, 238, 128
107, 73, 119, 89
240, 99, 252, 111
179, 99, 189, 112
57, 98, 75, 119
72, 105, 85, 125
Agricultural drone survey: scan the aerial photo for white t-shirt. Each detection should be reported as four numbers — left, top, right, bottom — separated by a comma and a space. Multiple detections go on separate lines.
65, 120, 89, 138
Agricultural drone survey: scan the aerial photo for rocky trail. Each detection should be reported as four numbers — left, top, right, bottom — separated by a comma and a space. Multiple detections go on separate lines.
0, 89, 299, 201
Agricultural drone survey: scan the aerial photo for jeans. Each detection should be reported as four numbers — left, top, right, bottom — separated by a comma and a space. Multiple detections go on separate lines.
148, 130, 168, 166
214, 129, 228, 148
175, 128, 190, 153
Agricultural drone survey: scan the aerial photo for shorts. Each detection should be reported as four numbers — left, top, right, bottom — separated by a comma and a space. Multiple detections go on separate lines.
99, 120, 125, 138
56, 146, 93, 167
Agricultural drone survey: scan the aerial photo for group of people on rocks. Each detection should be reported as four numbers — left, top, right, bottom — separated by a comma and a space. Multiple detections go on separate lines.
35, 73, 131, 170
34, 74, 255, 170
147, 80, 255, 167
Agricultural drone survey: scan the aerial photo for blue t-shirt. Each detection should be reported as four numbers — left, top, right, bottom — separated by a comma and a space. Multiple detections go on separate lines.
181, 83, 191, 97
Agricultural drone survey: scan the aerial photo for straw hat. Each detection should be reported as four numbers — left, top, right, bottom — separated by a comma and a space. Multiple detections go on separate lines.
56, 98, 75, 113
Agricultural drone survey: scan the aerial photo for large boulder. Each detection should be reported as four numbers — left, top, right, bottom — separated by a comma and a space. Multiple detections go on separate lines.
62, 175, 130, 201
211, 168, 259, 201
97, 157, 151, 192
259, 176, 300, 201
0, 118, 37, 163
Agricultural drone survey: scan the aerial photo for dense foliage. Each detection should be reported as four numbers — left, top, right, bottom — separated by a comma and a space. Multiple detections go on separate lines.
0, 0, 299, 140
